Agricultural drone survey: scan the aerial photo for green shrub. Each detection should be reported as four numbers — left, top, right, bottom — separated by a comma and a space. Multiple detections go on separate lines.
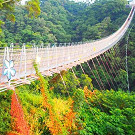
0, 90, 12, 134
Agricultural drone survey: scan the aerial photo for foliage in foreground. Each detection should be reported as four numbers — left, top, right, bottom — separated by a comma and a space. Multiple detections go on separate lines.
0, 90, 12, 134
0, 69, 135, 135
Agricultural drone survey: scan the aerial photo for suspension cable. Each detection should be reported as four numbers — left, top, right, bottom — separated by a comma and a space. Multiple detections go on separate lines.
105, 50, 126, 90
111, 47, 125, 70
86, 61, 102, 90
80, 64, 85, 74
105, 50, 121, 76
71, 68, 82, 88
111, 45, 127, 70
108, 49, 124, 71
59, 72, 66, 89
96, 57, 111, 90
72, 65, 101, 125
80, 63, 104, 112
99, 55, 116, 90
50, 70, 69, 95
102, 53, 118, 88
106, 50, 122, 74
113, 44, 125, 59
91, 59, 105, 90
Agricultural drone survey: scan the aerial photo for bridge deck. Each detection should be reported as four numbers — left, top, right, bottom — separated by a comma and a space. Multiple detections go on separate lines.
0, 6, 134, 91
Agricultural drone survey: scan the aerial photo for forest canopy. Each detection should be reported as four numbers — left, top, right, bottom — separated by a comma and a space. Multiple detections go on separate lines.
0, 0, 130, 45
0, 0, 135, 134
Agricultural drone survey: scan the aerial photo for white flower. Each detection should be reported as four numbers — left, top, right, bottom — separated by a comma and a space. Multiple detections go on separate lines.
3, 60, 16, 81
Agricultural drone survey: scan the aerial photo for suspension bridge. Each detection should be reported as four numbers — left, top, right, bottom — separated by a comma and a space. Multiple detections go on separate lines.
0, 6, 134, 92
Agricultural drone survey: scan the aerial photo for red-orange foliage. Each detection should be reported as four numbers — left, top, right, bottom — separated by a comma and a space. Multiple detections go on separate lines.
65, 111, 76, 133
34, 63, 77, 135
10, 91, 30, 135
37, 72, 62, 134
47, 100, 76, 135
7, 132, 18, 135
64, 101, 76, 134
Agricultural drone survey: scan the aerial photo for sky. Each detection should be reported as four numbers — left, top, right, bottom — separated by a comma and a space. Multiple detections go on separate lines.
130, 0, 135, 4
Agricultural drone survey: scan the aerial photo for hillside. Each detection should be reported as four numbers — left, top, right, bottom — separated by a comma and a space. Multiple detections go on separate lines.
0, 0, 130, 45
0, 0, 135, 134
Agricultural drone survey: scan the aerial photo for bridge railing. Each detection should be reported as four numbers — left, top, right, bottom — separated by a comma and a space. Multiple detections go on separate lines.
0, 6, 134, 91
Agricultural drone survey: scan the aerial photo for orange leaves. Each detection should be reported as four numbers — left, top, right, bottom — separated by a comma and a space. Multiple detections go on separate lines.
34, 63, 77, 135
64, 99, 75, 128
46, 98, 76, 135
34, 63, 63, 134
47, 108, 62, 135
49, 87, 54, 91
46, 97, 77, 135
64, 108, 76, 132
10, 91, 30, 135
84, 86, 96, 99
40, 87, 50, 109
46, 99, 76, 135
84, 86, 97, 105
7, 132, 19, 135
